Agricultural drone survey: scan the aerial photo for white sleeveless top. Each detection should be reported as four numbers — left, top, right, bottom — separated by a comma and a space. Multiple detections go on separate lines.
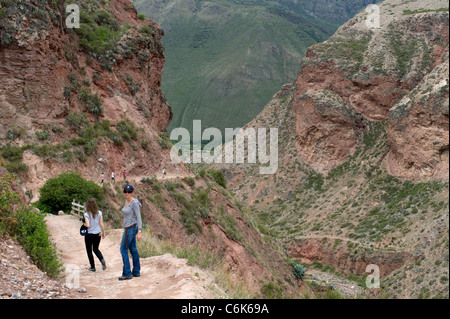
84, 211, 102, 235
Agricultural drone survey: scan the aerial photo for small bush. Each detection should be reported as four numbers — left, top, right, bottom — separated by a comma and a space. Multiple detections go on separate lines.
291, 261, 306, 280
116, 120, 138, 141
183, 177, 196, 187
1, 174, 63, 277
75, 9, 124, 56
5, 127, 26, 140
78, 89, 104, 119
36, 130, 50, 141
149, 175, 162, 192
123, 74, 141, 96
108, 132, 123, 146
84, 139, 97, 156
158, 132, 172, 149
198, 169, 206, 178
15, 206, 63, 277
0, 144, 24, 162
4, 161, 28, 173
139, 25, 154, 36
141, 139, 149, 150
62, 150, 73, 163
93, 9, 119, 30
66, 112, 87, 130
207, 169, 226, 189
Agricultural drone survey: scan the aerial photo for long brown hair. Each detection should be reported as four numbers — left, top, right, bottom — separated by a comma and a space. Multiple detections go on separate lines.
85, 198, 99, 218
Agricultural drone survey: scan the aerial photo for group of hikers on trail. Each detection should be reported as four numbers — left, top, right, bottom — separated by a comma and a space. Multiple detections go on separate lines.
100, 168, 167, 185
100, 170, 127, 185
81, 184, 142, 281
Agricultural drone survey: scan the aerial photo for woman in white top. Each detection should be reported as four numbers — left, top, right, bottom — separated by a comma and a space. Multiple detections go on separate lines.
83, 198, 106, 272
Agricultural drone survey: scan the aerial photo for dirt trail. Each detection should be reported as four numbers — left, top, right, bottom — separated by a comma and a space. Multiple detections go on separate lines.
45, 214, 220, 299
126, 171, 195, 183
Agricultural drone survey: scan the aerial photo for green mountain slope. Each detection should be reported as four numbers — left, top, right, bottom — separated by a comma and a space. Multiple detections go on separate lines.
275, 0, 382, 23
132, 0, 353, 135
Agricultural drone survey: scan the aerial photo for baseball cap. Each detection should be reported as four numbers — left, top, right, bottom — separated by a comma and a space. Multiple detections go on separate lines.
124, 185, 134, 193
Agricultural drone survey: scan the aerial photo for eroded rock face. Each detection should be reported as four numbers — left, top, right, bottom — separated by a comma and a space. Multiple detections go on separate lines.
293, 84, 365, 173
291, 0, 449, 180
387, 53, 449, 180
287, 238, 411, 278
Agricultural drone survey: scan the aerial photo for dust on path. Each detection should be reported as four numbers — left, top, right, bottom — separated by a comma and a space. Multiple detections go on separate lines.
45, 214, 220, 299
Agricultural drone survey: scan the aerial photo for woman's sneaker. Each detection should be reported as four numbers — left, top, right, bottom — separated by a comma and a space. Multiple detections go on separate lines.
118, 276, 133, 281
101, 259, 107, 271
88, 268, 96, 272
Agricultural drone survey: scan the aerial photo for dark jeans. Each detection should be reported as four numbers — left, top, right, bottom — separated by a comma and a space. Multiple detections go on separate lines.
85, 233, 104, 269
120, 225, 140, 277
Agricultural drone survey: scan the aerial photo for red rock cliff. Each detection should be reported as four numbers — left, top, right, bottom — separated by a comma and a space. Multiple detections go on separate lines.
0, 0, 187, 198
291, 0, 449, 180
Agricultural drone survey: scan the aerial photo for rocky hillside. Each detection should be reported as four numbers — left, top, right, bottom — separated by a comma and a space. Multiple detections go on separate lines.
292, 0, 449, 179
0, 0, 187, 201
212, 0, 449, 298
275, 0, 382, 23
0, 233, 86, 299
99, 172, 304, 298
0, 0, 303, 298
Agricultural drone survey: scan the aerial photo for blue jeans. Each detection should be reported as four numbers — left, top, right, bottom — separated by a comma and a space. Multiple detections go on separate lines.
120, 225, 140, 277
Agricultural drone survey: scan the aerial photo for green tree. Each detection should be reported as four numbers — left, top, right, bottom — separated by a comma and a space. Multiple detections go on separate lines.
36, 172, 103, 214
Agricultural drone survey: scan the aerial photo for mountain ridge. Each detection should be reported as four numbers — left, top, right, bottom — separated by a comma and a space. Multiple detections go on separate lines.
133, 0, 381, 135
0, 0, 304, 299
209, 0, 449, 299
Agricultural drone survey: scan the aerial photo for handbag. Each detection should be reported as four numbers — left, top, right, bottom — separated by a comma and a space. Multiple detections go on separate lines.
80, 216, 88, 236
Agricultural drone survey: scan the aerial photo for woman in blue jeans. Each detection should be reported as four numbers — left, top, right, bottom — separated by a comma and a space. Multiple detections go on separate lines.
119, 184, 143, 281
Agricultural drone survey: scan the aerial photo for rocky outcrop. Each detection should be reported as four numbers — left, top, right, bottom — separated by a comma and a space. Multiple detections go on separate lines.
293, 76, 366, 173
387, 52, 449, 180
291, 0, 449, 180
287, 238, 411, 278
211, 0, 449, 299
284, 0, 382, 23
0, 0, 185, 199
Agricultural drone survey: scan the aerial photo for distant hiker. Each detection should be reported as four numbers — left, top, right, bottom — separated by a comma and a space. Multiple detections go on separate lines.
123, 169, 127, 181
111, 171, 115, 183
162, 167, 166, 178
82, 198, 106, 272
100, 173, 105, 185
119, 184, 142, 281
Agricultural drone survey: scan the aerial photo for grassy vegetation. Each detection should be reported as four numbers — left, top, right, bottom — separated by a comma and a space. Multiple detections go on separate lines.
269, 119, 449, 243
139, 230, 221, 269
351, 177, 447, 242
0, 111, 156, 175
388, 29, 417, 79
172, 186, 211, 235
242, 113, 449, 298
403, 8, 449, 15
0, 174, 63, 277
315, 35, 372, 72
70, 2, 126, 56
134, 0, 340, 135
